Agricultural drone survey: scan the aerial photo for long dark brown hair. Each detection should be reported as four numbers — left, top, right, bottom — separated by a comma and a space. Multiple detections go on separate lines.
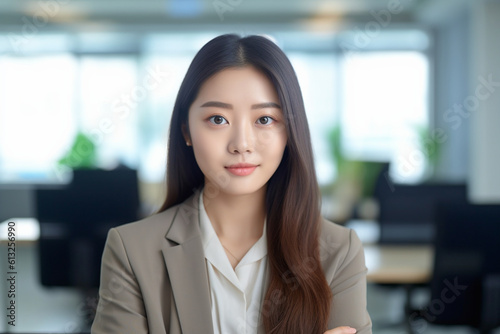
158, 33, 332, 334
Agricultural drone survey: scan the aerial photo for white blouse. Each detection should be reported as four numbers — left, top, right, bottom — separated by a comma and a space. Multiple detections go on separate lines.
198, 186, 269, 334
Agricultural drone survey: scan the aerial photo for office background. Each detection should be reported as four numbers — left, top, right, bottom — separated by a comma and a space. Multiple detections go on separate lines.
0, 0, 499, 333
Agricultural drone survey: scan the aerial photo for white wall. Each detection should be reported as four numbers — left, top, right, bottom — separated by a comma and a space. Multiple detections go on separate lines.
469, 0, 500, 203
431, 7, 471, 183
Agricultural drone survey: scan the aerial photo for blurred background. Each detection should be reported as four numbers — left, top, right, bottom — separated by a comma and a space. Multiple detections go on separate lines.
0, 0, 499, 333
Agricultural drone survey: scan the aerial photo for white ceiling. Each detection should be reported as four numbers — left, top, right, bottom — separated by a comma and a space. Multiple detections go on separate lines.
0, 0, 419, 15
0, 0, 471, 30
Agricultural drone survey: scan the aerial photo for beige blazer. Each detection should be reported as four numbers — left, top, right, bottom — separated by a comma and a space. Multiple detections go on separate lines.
91, 189, 372, 334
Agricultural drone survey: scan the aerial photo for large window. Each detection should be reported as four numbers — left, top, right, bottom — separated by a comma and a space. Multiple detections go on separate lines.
0, 30, 430, 185
341, 51, 429, 182
0, 55, 77, 180
78, 56, 139, 169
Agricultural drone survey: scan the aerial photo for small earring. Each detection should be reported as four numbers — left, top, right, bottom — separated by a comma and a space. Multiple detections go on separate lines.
186, 141, 191, 146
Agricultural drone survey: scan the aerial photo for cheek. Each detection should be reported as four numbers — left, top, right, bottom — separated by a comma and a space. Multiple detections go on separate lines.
191, 130, 223, 167
256, 125, 287, 150
263, 133, 287, 162
193, 140, 213, 165
271, 127, 288, 152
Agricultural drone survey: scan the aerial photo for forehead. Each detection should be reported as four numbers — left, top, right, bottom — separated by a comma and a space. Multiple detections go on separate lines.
195, 66, 279, 102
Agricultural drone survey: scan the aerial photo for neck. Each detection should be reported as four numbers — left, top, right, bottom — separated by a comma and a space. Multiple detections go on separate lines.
202, 182, 266, 242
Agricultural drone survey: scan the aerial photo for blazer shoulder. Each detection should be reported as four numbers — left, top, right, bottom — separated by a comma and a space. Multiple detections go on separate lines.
319, 218, 364, 283
111, 204, 181, 242
319, 217, 352, 246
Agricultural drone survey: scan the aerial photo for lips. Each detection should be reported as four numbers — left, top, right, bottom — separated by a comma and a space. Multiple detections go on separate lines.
225, 163, 259, 176
226, 163, 258, 168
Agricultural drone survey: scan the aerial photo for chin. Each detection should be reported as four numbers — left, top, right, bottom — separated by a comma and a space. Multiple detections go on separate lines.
205, 179, 267, 197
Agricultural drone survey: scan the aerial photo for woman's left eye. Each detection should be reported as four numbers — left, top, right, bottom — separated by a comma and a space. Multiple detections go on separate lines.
257, 116, 275, 125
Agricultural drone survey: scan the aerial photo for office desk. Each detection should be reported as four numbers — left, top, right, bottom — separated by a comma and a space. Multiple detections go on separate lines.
363, 244, 434, 334
364, 245, 434, 284
347, 220, 434, 284
0, 218, 39, 245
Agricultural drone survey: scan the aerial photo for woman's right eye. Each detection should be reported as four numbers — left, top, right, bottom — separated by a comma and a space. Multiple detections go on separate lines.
208, 115, 228, 125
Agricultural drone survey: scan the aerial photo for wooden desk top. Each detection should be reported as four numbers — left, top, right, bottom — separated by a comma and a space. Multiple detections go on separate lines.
0, 218, 39, 245
363, 245, 434, 284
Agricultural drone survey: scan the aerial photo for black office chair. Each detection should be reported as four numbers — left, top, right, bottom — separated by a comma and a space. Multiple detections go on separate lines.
35, 167, 140, 288
412, 201, 500, 333
373, 165, 467, 244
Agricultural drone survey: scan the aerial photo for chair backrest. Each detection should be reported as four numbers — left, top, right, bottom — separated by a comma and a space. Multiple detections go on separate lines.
36, 168, 140, 288
425, 201, 500, 328
373, 177, 467, 244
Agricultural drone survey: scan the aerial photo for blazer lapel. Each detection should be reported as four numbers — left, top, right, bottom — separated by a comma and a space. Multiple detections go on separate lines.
161, 188, 215, 334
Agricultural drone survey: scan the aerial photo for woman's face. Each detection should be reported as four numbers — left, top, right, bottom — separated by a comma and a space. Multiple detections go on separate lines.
184, 65, 288, 196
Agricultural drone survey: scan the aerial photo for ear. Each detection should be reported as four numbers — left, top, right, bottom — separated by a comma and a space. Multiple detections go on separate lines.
181, 123, 191, 145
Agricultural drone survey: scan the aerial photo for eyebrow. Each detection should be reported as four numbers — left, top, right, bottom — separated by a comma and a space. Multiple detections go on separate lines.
200, 101, 281, 110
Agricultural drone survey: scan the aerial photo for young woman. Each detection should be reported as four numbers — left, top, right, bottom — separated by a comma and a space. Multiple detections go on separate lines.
91, 33, 372, 334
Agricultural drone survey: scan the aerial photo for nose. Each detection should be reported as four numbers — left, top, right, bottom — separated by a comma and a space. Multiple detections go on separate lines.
228, 120, 255, 154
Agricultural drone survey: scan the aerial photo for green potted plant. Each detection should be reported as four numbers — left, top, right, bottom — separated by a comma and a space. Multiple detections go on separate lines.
58, 132, 97, 169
